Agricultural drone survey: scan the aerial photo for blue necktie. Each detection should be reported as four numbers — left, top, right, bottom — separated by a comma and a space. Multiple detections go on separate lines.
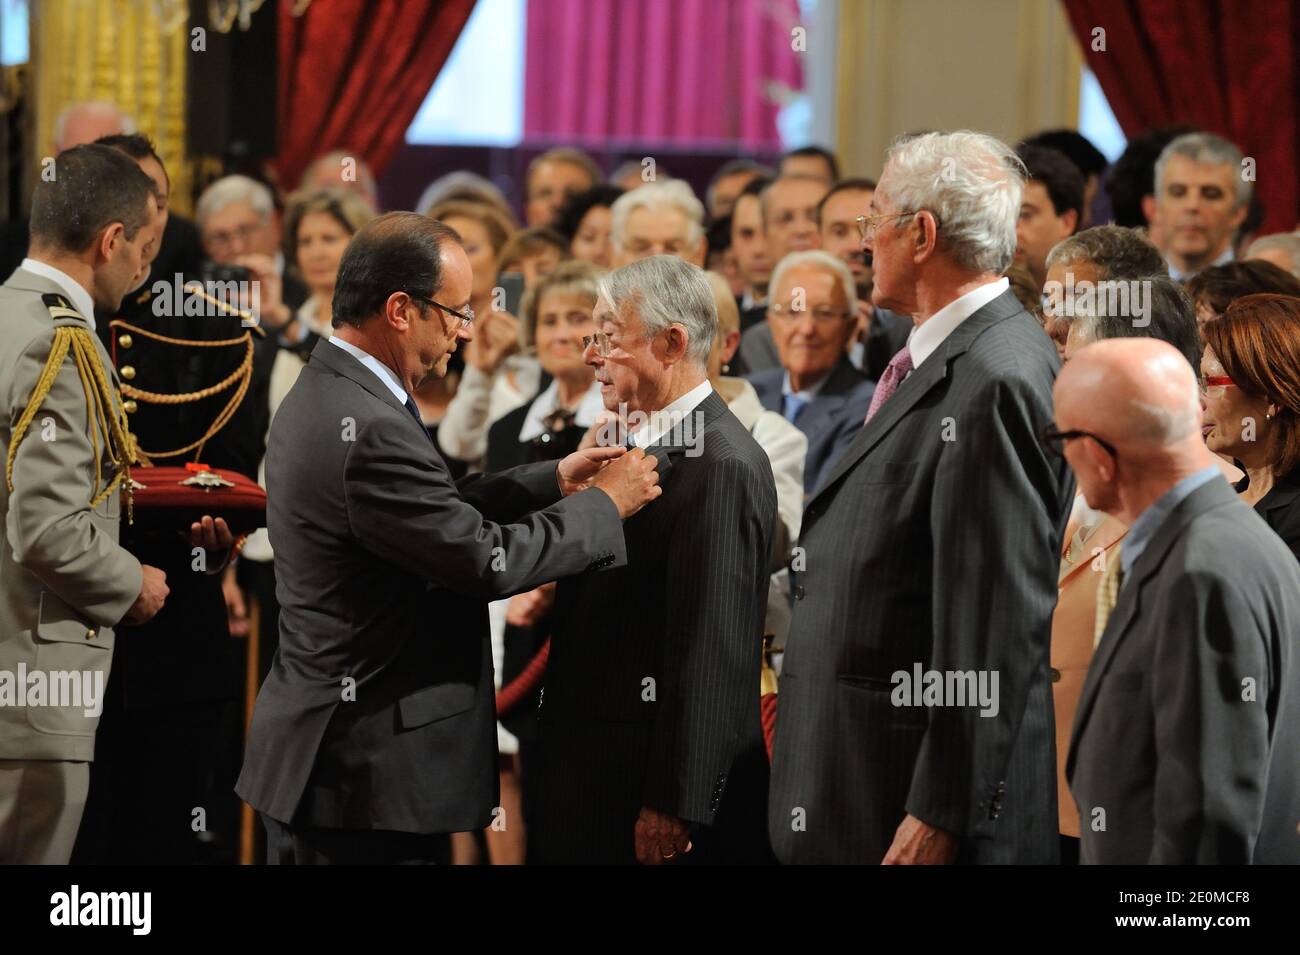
404, 395, 434, 444
782, 393, 808, 424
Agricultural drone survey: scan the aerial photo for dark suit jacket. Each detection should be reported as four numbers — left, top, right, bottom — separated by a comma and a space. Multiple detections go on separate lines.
235, 339, 627, 834
536, 390, 777, 863
1252, 467, 1300, 565
768, 289, 1074, 864
1067, 477, 1300, 864
748, 357, 875, 496
857, 307, 913, 381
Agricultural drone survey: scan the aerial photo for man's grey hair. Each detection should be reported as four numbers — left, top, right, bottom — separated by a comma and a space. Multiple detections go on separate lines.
196, 174, 274, 229
597, 255, 717, 367
767, 250, 856, 313
880, 130, 1025, 274
610, 179, 705, 252
1046, 225, 1165, 280
1154, 132, 1251, 209
1246, 231, 1300, 279
415, 170, 513, 220
1070, 274, 1202, 371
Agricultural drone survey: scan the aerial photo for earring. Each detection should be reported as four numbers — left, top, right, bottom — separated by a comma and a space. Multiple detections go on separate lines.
721, 363, 730, 375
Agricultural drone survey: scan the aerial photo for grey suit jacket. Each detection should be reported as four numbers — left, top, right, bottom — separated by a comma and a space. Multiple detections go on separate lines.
768, 290, 1074, 864
1067, 477, 1300, 864
748, 358, 875, 495
0, 268, 142, 762
236, 338, 627, 834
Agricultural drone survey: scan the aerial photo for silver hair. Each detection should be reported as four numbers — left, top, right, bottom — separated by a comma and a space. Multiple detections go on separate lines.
415, 171, 512, 219
1154, 132, 1251, 209
53, 101, 135, 149
610, 179, 705, 252
880, 130, 1025, 274
196, 174, 274, 229
597, 255, 717, 367
1045, 224, 1164, 280
1246, 232, 1300, 279
767, 249, 856, 313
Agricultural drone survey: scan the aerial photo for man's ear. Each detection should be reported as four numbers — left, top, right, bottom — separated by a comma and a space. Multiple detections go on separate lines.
913, 211, 939, 264
386, 291, 413, 331
661, 323, 690, 363
97, 222, 125, 265
1140, 193, 1158, 227
1061, 208, 1079, 236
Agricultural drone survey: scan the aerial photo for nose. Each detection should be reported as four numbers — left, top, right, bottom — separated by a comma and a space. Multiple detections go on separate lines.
583, 339, 601, 365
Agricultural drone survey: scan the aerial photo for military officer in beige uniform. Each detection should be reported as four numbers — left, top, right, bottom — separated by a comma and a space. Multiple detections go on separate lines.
0, 144, 170, 863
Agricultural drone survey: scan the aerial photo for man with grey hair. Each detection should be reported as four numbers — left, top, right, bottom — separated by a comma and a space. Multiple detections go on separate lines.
535, 255, 778, 865
196, 174, 309, 338
1041, 224, 1167, 359
53, 101, 135, 152
610, 179, 707, 268
770, 130, 1075, 864
1152, 132, 1250, 281
747, 250, 874, 494
1245, 231, 1300, 281
1054, 338, 1300, 863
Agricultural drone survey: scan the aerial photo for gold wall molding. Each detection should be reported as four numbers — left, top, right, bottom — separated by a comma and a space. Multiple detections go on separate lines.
32, 0, 192, 214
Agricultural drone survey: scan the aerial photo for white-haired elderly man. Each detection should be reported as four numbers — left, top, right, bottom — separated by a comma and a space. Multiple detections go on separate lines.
610, 180, 707, 268
196, 174, 310, 343
769, 131, 1075, 865
746, 250, 874, 496
1152, 132, 1250, 282
535, 255, 778, 865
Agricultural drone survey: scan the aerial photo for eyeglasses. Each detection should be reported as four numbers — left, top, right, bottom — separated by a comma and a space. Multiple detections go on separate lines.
410, 295, 475, 329
1199, 375, 1236, 399
582, 331, 617, 357
1041, 425, 1118, 459
204, 221, 263, 252
856, 210, 933, 242
767, 304, 853, 324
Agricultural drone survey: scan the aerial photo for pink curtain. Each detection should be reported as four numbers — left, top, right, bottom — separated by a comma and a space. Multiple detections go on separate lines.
524, 0, 804, 149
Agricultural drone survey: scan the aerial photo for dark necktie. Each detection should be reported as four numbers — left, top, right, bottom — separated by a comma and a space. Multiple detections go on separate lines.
404, 395, 434, 444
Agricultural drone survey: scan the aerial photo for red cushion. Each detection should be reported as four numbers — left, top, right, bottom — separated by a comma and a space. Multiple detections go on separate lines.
126, 466, 266, 535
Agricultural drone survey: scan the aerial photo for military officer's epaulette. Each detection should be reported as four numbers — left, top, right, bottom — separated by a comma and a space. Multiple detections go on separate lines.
42, 292, 89, 325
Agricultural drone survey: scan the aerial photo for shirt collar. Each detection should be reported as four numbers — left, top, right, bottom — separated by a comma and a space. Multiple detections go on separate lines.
781, 367, 832, 401
517, 378, 605, 443
327, 335, 409, 405
1166, 245, 1234, 283
908, 277, 1009, 369
630, 379, 713, 448
1121, 464, 1223, 580
21, 257, 97, 332
741, 290, 766, 311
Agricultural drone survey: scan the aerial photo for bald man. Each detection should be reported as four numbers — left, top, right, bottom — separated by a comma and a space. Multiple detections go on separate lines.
1053, 338, 1300, 864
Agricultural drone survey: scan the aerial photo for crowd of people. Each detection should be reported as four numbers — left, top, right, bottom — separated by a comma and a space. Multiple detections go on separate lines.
1, 99, 1299, 866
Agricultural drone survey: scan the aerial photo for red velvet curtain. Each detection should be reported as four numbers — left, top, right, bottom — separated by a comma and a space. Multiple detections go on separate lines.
276, 0, 476, 189
523, 0, 804, 149
1062, 0, 1300, 235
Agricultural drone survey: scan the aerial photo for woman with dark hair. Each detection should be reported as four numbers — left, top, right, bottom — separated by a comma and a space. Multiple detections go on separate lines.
556, 185, 624, 269
1201, 293, 1300, 560
1185, 260, 1300, 327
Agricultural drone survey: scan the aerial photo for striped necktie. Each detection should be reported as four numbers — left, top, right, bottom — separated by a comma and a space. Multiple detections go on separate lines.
1093, 544, 1124, 647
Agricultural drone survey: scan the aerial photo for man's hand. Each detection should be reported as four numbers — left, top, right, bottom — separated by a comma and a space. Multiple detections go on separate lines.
587, 447, 661, 518
234, 253, 290, 331
506, 582, 555, 628
881, 813, 958, 864
557, 445, 627, 494
223, 564, 250, 638
465, 310, 521, 375
123, 565, 169, 626
634, 807, 693, 865
189, 515, 235, 552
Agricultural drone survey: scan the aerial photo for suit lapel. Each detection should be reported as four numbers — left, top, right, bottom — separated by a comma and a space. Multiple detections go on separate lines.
808, 290, 1025, 506
1066, 478, 1239, 778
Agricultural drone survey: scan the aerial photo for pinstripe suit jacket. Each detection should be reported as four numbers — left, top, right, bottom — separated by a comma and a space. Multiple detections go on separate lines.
537, 390, 777, 863
768, 290, 1074, 864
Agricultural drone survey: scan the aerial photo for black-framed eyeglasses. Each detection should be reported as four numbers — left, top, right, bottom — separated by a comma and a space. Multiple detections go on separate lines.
1040, 425, 1118, 459
410, 295, 475, 329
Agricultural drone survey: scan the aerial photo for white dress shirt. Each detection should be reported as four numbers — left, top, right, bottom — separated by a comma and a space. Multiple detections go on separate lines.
21, 257, 97, 331
631, 379, 713, 448
907, 277, 1010, 369
328, 335, 408, 404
